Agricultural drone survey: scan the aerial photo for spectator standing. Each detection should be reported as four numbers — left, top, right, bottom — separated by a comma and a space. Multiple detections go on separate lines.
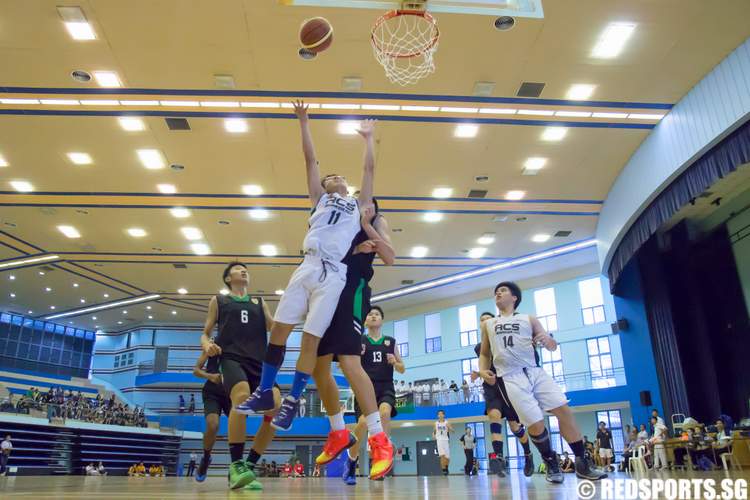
97, 461, 107, 476
188, 394, 195, 414
461, 379, 470, 403
449, 381, 459, 404
1, 434, 12, 476
459, 426, 476, 475
179, 395, 186, 413
650, 416, 668, 470
298, 394, 307, 418
596, 421, 614, 471
187, 451, 197, 477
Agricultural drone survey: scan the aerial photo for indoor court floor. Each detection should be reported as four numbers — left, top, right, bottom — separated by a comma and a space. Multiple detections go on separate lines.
2, 471, 750, 499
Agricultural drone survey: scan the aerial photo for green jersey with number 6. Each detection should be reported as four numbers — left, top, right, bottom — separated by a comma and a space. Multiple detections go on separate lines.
214, 294, 267, 364
486, 313, 538, 377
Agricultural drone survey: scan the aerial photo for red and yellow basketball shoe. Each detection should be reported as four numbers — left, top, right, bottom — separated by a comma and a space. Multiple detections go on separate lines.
368, 432, 394, 480
316, 429, 357, 466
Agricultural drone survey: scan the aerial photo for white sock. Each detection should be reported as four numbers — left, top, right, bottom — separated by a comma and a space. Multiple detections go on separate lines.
329, 412, 345, 431
365, 412, 383, 436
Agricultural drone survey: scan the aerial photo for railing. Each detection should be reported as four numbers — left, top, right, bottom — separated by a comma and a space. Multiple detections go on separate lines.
136, 351, 335, 377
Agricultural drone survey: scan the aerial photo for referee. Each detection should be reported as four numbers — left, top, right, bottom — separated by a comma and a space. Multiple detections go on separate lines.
460, 427, 476, 475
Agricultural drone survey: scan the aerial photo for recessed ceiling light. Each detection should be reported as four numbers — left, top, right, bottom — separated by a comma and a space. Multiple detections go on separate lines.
181, 227, 203, 240
9, 275, 15, 280
219, 289, 230, 296
28, 310, 33, 314
9, 293, 15, 298
118, 117, 145, 131
566, 84, 596, 100
57, 7, 97, 40
454, 124, 479, 138
67, 152, 92, 165
505, 191, 526, 201
524, 157, 547, 171
260, 244, 278, 256
337, 121, 360, 135
137, 149, 166, 169
57, 225, 81, 238
92, 316, 97, 320
592, 22, 636, 59
410, 246, 428, 258
432, 188, 453, 199
45, 287, 52, 292
477, 233, 496, 245
249, 208, 271, 220
73, 283, 79, 287
170, 207, 191, 218
0, 154, 9, 167
103, 293, 109, 298
10, 180, 34, 192
423, 212, 443, 223
50, 306, 56, 310
224, 118, 249, 133
148, 315, 153, 320
127, 228, 147, 238
39, 271, 45, 276
468, 247, 487, 259
541, 127, 567, 142
80, 299, 86, 303
275, 289, 284, 295
171, 310, 177, 315
532, 233, 551, 243
157, 184, 176, 194
177, 288, 188, 295
92, 71, 122, 88
190, 243, 211, 255
146, 306, 152, 310
123, 310, 128, 314
117, 321, 123, 325
242, 185, 263, 196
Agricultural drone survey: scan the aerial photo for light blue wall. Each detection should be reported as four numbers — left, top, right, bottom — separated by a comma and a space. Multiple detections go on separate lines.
597, 37, 750, 271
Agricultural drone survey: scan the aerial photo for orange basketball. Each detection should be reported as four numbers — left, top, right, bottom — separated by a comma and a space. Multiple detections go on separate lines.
299, 17, 333, 53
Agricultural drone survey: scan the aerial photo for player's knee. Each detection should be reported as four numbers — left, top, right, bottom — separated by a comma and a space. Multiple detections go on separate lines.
206, 416, 219, 433
487, 409, 502, 422
230, 391, 250, 405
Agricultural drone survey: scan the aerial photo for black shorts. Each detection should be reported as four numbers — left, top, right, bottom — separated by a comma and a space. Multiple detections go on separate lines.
318, 279, 370, 358
202, 380, 231, 417
219, 356, 262, 394
484, 378, 520, 423
354, 380, 397, 420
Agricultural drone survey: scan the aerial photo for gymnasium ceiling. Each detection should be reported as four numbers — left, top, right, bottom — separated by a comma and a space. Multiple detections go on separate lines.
0, 0, 749, 332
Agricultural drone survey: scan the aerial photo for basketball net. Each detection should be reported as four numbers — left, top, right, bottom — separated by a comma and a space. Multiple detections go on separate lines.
371, 9, 439, 86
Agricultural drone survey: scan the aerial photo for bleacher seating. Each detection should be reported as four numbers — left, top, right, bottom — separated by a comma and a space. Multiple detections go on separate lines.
0, 414, 180, 475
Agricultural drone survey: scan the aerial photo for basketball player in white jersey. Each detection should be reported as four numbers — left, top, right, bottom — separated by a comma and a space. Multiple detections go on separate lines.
479, 281, 606, 483
432, 409, 453, 475
237, 100, 378, 433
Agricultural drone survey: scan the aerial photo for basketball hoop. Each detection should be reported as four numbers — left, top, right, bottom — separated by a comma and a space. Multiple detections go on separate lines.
371, 9, 440, 86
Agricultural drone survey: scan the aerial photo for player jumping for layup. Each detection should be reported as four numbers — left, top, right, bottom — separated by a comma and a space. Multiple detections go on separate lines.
479, 282, 606, 483
200, 262, 281, 489
313, 204, 398, 481
237, 100, 375, 433
472, 311, 534, 477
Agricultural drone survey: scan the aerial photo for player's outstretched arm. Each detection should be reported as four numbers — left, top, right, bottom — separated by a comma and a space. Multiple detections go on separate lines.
530, 315, 557, 351
261, 297, 274, 331
292, 99, 324, 206
357, 119, 376, 207
201, 297, 221, 356
371, 214, 395, 265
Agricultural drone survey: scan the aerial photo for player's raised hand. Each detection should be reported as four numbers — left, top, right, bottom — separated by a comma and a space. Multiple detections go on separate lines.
361, 205, 375, 225
356, 119, 376, 139
291, 99, 309, 121
386, 353, 397, 365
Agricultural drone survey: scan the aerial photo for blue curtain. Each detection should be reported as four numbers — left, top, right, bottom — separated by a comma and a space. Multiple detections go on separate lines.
609, 119, 750, 290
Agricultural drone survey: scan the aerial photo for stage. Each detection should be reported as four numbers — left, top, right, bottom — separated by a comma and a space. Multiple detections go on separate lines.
2, 470, 749, 499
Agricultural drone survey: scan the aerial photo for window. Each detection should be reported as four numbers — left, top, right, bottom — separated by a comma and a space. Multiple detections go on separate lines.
579, 277, 606, 325
461, 358, 479, 385
458, 305, 479, 347
596, 409, 625, 454
114, 355, 120, 368
533, 288, 558, 332
587, 336, 615, 388
548, 415, 573, 455
394, 320, 409, 357
541, 348, 565, 391
424, 313, 442, 353
465, 422, 488, 471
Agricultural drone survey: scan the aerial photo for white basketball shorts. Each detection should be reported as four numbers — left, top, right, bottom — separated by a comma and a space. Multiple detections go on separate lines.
502, 366, 569, 426
436, 439, 451, 458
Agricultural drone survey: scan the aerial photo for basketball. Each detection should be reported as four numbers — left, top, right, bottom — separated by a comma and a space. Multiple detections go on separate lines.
299, 17, 333, 53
